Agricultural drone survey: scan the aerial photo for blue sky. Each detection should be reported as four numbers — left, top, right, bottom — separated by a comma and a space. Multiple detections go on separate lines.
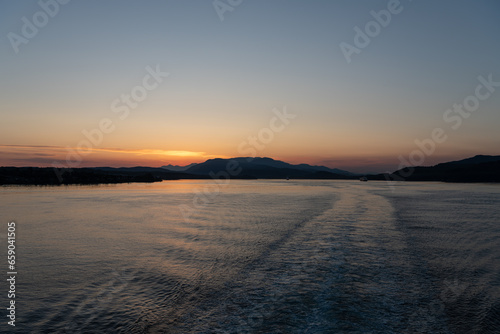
1, 0, 499, 172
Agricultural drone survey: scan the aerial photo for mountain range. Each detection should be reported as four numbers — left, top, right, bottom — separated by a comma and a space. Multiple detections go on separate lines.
1, 155, 499, 185
180, 157, 356, 179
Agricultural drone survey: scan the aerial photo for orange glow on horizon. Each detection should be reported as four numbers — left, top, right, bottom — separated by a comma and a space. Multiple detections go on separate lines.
0, 145, 229, 168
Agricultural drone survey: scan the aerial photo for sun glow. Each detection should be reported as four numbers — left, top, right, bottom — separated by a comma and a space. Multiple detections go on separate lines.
0, 145, 226, 167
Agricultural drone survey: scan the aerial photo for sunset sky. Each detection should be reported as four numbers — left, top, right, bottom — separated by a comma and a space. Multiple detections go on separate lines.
1, 0, 499, 173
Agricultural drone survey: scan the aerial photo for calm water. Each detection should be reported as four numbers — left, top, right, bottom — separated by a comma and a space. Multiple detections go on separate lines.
1, 180, 499, 333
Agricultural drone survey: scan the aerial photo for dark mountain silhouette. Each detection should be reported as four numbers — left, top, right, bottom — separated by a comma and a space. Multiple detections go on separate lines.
438, 155, 500, 166
185, 157, 355, 177
371, 155, 500, 182
2, 155, 499, 185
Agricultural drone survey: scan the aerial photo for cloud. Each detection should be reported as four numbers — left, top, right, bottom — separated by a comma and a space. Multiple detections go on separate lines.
0, 145, 213, 157
0, 144, 227, 167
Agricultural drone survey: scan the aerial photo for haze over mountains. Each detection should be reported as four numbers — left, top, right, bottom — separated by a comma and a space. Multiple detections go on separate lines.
1, 155, 499, 185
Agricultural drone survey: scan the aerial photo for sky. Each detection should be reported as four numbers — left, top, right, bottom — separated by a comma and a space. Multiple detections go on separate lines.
1, 0, 499, 173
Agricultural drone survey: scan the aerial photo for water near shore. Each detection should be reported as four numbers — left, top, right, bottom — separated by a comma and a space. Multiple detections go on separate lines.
1, 180, 499, 333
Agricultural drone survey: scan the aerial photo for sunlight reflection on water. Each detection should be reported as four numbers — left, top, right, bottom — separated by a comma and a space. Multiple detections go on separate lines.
1, 180, 499, 333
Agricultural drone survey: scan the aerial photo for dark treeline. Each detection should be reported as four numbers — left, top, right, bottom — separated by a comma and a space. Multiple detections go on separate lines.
0, 167, 162, 185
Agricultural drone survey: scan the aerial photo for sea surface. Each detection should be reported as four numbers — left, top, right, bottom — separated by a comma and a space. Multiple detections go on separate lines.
1, 180, 499, 333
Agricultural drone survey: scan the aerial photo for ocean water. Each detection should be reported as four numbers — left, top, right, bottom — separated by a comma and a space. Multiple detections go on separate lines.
1, 180, 499, 333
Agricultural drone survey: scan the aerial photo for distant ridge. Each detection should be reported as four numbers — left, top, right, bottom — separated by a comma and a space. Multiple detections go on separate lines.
185, 157, 357, 179
370, 155, 500, 183
437, 155, 500, 166
2, 155, 500, 185
161, 163, 197, 171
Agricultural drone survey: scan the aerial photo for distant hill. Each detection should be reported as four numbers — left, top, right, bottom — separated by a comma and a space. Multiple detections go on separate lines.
437, 155, 500, 166
372, 155, 500, 182
185, 157, 356, 179
161, 163, 197, 171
